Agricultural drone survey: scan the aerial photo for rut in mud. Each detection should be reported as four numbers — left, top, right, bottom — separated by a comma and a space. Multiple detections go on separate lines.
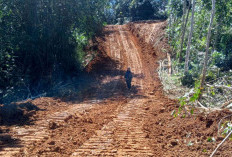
1, 21, 232, 157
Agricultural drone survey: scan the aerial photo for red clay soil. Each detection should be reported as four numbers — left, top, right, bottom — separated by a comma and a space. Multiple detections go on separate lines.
0, 21, 232, 157
18, 99, 127, 156
128, 21, 232, 157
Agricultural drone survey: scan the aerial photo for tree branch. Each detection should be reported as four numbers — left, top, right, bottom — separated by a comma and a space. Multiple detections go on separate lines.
221, 99, 232, 109
206, 84, 232, 90
210, 130, 232, 157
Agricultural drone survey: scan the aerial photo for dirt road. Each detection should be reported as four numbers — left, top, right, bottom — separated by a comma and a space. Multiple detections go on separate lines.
0, 21, 161, 156
72, 25, 156, 156
1, 21, 232, 157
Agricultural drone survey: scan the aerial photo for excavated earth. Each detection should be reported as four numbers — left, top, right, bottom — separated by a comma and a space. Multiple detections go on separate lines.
0, 21, 232, 157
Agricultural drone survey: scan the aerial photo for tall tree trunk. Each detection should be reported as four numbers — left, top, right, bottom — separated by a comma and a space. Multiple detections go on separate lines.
179, 1, 191, 62
168, 15, 171, 43
178, 0, 187, 61
212, 19, 221, 51
200, 0, 216, 92
167, 52, 172, 75
184, 0, 196, 73
168, 1, 173, 44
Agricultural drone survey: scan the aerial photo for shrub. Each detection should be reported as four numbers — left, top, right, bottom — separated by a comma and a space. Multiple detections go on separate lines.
181, 72, 195, 87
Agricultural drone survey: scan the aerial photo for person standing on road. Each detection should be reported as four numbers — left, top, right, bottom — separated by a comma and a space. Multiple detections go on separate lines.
125, 68, 133, 89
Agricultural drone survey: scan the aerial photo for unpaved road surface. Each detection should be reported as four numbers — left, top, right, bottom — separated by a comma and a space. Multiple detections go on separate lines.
70, 24, 167, 156
1, 21, 232, 157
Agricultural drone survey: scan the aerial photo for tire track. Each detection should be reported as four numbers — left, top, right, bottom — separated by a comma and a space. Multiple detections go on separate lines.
71, 25, 154, 156
72, 99, 154, 156
118, 26, 143, 90
0, 102, 99, 157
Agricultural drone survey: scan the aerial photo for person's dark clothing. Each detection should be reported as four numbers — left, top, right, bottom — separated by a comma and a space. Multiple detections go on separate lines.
125, 69, 133, 89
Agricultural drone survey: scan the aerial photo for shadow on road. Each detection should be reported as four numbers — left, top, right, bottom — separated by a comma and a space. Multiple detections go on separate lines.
0, 131, 22, 151
58, 72, 146, 104
55, 55, 146, 104
0, 102, 43, 126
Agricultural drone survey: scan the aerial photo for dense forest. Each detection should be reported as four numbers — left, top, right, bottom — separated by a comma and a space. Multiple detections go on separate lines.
105, 0, 168, 24
166, 0, 232, 109
0, 0, 109, 103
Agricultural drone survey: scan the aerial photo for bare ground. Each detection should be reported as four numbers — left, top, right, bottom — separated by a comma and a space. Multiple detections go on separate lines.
0, 21, 232, 157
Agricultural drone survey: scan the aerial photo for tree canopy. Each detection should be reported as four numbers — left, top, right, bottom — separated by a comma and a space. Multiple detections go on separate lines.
106, 0, 168, 24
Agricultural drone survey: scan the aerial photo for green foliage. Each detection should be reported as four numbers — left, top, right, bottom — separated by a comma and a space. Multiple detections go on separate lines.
223, 122, 232, 136
72, 30, 88, 46
174, 80, 201, 117
0, 0, 109, 104
0, 51, 16, 89
207, 137, 216, 142
202, 149, 207, 153
191, 81, 201, 101
181, 72, 195, 87
109, 0, 168, 24
172, 97, 186, 117
212, 51, 225, 66
168, 0, 232, 76
205, 71, 217, 82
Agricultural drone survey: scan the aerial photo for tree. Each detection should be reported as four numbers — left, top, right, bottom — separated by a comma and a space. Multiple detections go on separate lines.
179, 0, 191, 62
111, 0, 168, 24
167, 0, 173, 43
184, 0, 196, 73
0, 0, 110, 104
200, 0, 216, 92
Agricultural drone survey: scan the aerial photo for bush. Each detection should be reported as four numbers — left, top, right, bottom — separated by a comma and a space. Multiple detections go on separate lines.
212, 51, 232, 71
205, 71, 217, 82
181, 72, 195, 87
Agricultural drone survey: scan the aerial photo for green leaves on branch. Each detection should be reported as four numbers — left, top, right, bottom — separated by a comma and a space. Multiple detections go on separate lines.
72, 29, 88, 46
173, 81, 201, 118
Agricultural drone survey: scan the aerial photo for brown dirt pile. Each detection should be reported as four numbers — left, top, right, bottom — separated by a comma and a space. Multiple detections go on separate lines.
0, 98, 68, 126
143, 100, 232, 156
85, 31, 117, 74
128, 20, 169, 60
